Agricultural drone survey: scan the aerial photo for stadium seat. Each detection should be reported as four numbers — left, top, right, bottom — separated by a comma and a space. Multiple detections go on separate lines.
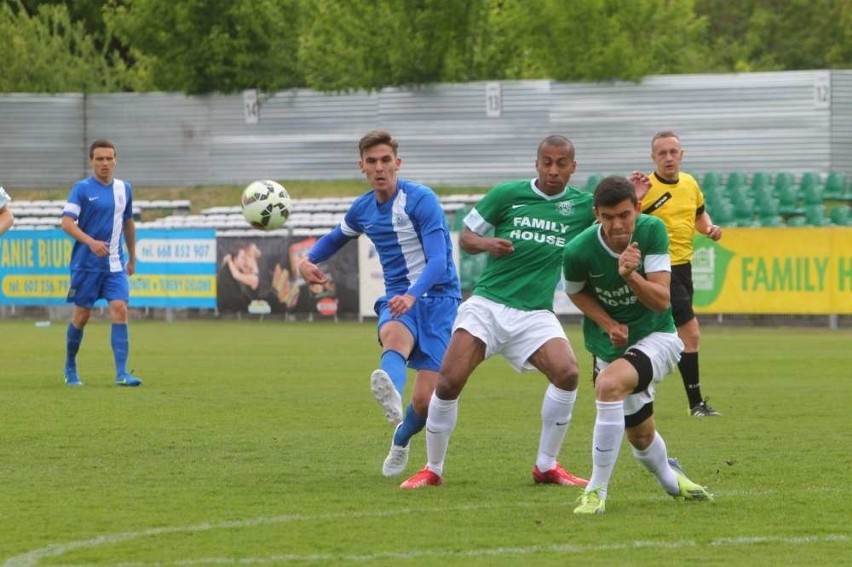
823, 172, 849, 202
701, 171, 723, 191
459, 251, 488, 289
797, 172, 823, 204
756, 197, 783, 227
759, 215, 784, 227
804, 204, 831, 226
777, 184, 803, 217
701, 184, 724, 208
733, 196, 758, 226
725, 172, 747, 193
726, 182, 748, 201
772, 172, 795, 198
584, 174, 605, 193
748, 171, 772, 197
708, 201, 735, 226
829, 204, 850, 226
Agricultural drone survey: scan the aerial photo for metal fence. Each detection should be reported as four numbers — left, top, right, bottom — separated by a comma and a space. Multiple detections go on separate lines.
1, 70, 850, 190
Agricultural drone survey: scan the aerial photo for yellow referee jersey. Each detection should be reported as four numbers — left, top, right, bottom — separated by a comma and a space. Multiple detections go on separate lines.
641, 172, 705, 265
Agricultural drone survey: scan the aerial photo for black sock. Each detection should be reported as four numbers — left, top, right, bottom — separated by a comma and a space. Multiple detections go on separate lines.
678, 352, 702, 408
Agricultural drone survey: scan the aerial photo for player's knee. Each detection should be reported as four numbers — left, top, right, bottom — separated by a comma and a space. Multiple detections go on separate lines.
111, 305, 128, 322
435, 372, 464, 400
549, 362, 579, 391
626, 424, 655, 451
594, 372, 628, 401
410, 391, 431, 415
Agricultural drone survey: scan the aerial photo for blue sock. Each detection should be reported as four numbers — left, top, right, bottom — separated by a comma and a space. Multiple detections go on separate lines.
394, 403, 427, 447
380, 350, 408, 396
111, 323, 129, 376
65, 324, 83, 370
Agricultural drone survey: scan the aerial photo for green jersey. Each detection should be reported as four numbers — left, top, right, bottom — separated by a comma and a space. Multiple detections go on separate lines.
465, 179, 595, 311
562, 214, 676, 362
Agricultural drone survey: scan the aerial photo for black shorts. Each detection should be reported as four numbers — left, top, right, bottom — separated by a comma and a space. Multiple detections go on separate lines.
670, 263, 695, 327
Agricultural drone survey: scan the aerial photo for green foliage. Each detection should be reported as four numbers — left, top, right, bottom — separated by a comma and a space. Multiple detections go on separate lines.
0, 319, 850, 563
105, 0, 303, 94
0, 0, 130, 92
2, 0, 851, 94
299, 0, 483, 91
696, 0, 852, 71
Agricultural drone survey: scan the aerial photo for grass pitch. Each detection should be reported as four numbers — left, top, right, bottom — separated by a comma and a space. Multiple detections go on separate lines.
1, 319, 850, 565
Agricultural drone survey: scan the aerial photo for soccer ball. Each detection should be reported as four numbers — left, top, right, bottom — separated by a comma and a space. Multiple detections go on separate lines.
241, 180, 292, 230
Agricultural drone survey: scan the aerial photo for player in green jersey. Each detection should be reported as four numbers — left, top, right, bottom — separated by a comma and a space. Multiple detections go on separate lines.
401, 135, 596, 489
562, 175, 713, 514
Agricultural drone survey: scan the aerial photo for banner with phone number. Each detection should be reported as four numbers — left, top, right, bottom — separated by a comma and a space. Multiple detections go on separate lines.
0, 229, 217, 308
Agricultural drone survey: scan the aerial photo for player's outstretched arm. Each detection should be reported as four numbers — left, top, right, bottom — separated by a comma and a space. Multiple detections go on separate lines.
297, 258, 328, 285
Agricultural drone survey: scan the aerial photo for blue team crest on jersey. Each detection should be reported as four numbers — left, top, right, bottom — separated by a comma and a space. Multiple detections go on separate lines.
392, 212, 409, 227
556, 201, 574, 216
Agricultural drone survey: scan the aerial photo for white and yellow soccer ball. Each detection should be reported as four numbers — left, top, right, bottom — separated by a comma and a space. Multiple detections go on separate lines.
240, 180, 292, 230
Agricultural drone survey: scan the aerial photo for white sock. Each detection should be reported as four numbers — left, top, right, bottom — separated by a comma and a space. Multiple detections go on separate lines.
535, 384, 577, 472
631, 431, 679, 495
587, 400, 625, 500
424, 394, 458, 477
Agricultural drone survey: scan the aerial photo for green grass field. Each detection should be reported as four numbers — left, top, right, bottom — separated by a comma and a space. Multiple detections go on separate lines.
1, 319, 850, 565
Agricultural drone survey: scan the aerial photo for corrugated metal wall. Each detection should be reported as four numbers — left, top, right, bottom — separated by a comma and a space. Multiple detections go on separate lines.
1, 70, 849, 190
831, 72, 852, 170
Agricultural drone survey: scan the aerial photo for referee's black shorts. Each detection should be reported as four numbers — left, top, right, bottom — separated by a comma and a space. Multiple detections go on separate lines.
670, 263, 695, 327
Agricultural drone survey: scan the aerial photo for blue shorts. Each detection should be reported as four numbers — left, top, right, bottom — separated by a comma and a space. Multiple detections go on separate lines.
66, 270, 130, 308
375, 295, 460, 372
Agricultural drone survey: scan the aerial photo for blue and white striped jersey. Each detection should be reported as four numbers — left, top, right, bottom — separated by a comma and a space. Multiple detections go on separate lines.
62, 176, 133, 273
341, 179, 461, 299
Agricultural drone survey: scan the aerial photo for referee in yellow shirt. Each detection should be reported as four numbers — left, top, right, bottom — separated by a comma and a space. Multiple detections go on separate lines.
638, 131, 722, 417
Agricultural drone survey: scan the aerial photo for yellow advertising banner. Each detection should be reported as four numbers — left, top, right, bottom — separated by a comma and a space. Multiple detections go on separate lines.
692, 227, 852, 314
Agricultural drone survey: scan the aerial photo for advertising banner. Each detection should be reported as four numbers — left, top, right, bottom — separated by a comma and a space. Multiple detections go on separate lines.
216, 234, 358, 316
0, 229, 217, 308
133, 229, 217, 308
692, 227, 852, 314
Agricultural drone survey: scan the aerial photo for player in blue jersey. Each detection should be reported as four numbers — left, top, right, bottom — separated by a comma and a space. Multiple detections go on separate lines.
0, 186, 14, 236
299, 130, 461, 477
60, 139, 141, 387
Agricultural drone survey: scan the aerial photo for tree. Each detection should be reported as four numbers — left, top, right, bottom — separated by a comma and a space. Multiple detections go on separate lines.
695, 0, 852, 71
105, 0, 304, 94
299, 0, 484, 91
0, 0, 130, 93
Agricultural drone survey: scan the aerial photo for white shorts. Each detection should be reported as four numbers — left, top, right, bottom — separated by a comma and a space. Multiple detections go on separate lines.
454, 295, 569, 372
594, 332, 684, 417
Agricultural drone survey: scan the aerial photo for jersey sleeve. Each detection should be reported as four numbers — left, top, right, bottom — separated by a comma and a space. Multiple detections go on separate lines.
642, 217, 672, 273
62, 183, 84, 219
340, 195, 367, 237
123, 181, 134, 221
0, 187, 10, 208
411, 189, 446, 236
465, 184, 509, 234
562, 240, 588, 292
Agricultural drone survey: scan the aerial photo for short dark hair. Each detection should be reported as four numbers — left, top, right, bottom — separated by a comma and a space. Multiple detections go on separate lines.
594, 175, 637, 208
651, 130, 680, 148
89, 138, 116, 159
537, 135, 574, 159
358, 130, 398, 156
